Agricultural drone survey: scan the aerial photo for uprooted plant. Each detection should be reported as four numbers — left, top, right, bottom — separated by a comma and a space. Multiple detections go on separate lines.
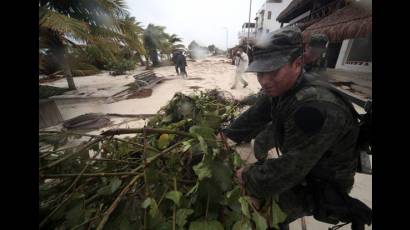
39, 89, 287, 230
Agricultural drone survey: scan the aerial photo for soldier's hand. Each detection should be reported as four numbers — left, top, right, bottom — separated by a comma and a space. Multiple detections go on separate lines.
235, 167, 246, 185
236, 167, 261, 210
215, 132, 224, 142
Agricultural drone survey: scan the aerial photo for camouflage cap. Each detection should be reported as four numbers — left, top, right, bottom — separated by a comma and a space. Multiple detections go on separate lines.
246, 27, 303, 73
308, 33, 328, 50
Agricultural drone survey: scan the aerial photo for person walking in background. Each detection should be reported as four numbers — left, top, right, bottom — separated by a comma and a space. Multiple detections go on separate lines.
175, 51, 188, 79
231, 47, 249, 89
172, 51, 180, 75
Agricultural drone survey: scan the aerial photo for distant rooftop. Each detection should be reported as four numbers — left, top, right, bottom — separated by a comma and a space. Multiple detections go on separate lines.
242, 23, 256, 28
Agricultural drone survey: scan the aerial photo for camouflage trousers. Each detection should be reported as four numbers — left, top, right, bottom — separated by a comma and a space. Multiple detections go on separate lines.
253, 124, 315, 226
278, 184, 315, 225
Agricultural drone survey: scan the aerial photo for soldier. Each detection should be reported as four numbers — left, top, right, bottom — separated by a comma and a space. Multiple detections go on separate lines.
222, 27, 371, 230
303, 33, 329, 73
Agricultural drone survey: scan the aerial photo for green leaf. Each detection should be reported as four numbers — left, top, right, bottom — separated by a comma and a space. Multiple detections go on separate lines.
65, 202, 85, 228
71, 192, 85, 200
252, 212, 268, 230
163, 114, 173, 123
224, 210, 242, 229
232, 220, 252, 230
271, 198, 287, 229
226, 186, 241, 206
189, 220, 224, 230
157, 133, 171, 150
97, 177, 122, 196
148, 199, 159, 218
211, 161, 233, 191
233, 153, 244, 168
178, 101, 194, 116
186, 183, 199, 196
193, 161, 212, 180
197, 135, 208, 154
156, 221, 173, 230
165, 190, 182, 206
201, 113, 222, 130
227, 186, 240, 199
176, 208, 194, 228
238, 196, 251, 218
189, 125, 215, 139
110, 177, 122, 192
141, 198, 153, 209
182, 140, 193, 152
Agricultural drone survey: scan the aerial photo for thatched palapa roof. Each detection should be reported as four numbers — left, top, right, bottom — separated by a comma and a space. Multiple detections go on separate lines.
303, 3, 372, 43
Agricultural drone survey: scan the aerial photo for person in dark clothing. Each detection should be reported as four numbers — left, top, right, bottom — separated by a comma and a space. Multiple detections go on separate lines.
303, 33, 329, 73
222, 27, 371, 230
172, 52, 180, 75
173, 51, 188, 79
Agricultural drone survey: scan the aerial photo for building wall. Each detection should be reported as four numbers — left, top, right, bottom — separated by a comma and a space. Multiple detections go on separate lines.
336, 39, 372, 73
255, 2, 281, 37
238, 23, 256, 44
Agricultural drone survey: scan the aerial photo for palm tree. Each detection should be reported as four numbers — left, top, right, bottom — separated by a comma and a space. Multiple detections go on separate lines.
143, 24, 174, 67
118, 15, 146, 66
168, 34, 184, 59
169, 34, 182, 44
39, 0, 127, 90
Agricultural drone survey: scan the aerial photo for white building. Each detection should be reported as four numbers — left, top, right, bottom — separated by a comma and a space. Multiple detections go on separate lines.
238, 22, 256, 45
254, 0, 290, 38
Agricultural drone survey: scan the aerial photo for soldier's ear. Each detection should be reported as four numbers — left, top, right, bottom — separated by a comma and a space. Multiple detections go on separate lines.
293, 56, 303, 68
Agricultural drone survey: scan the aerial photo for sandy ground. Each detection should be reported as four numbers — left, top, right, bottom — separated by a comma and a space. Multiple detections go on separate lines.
41, 56, 371, 230
42, 56, 261, 120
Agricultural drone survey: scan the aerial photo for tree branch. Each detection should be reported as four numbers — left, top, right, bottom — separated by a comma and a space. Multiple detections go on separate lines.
43, 171, 142, 178
100, 127, 196, 138
96, 173, 144, 230
40, 137, 103, 170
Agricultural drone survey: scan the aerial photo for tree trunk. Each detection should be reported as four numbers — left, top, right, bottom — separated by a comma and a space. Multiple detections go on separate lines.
136, 53, 145, 66
55, 39, 76, 90
63, 58, 76, 90
144, 55, 151, 70
150, 50, 159, 67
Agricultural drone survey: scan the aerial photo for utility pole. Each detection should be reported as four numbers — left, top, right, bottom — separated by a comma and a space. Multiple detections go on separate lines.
247, 0, 252, 53
223, 27, 229, 51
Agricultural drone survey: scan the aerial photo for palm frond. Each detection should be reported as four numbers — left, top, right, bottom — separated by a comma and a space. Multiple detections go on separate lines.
170, 34, 183, 43
39, 7, 90, 41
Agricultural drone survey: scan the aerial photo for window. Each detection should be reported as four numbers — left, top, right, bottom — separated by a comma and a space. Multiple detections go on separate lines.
345, 35, 372, 64
268, 11, 272, 19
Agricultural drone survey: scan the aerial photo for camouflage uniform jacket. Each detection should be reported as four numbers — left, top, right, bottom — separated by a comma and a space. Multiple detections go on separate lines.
223, 72, 359, 199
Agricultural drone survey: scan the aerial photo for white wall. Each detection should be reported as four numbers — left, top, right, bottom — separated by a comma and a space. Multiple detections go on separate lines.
335, 39, 372, 73
255, 0, 292, 37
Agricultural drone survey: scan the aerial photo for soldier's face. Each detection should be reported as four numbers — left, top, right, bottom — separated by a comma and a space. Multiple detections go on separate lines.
257, 57, 302, 97
304, 46, 321, 63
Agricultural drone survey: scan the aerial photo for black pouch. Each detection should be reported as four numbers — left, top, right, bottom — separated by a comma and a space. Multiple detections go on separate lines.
308, 180, 372, 230
310, 181, 350, 225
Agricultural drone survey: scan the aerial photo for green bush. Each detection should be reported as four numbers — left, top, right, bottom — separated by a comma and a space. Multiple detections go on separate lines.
39, 85, 70, 99
105, 59, 136, 76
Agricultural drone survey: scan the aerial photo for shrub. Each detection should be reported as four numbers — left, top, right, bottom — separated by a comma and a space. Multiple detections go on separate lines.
105, 59, 136, 76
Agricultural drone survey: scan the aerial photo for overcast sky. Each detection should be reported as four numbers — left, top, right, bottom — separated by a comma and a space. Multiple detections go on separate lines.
125, 0, 292, 50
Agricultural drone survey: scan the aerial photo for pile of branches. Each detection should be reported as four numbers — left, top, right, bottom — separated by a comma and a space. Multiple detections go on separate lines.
39, 89, 286, 230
